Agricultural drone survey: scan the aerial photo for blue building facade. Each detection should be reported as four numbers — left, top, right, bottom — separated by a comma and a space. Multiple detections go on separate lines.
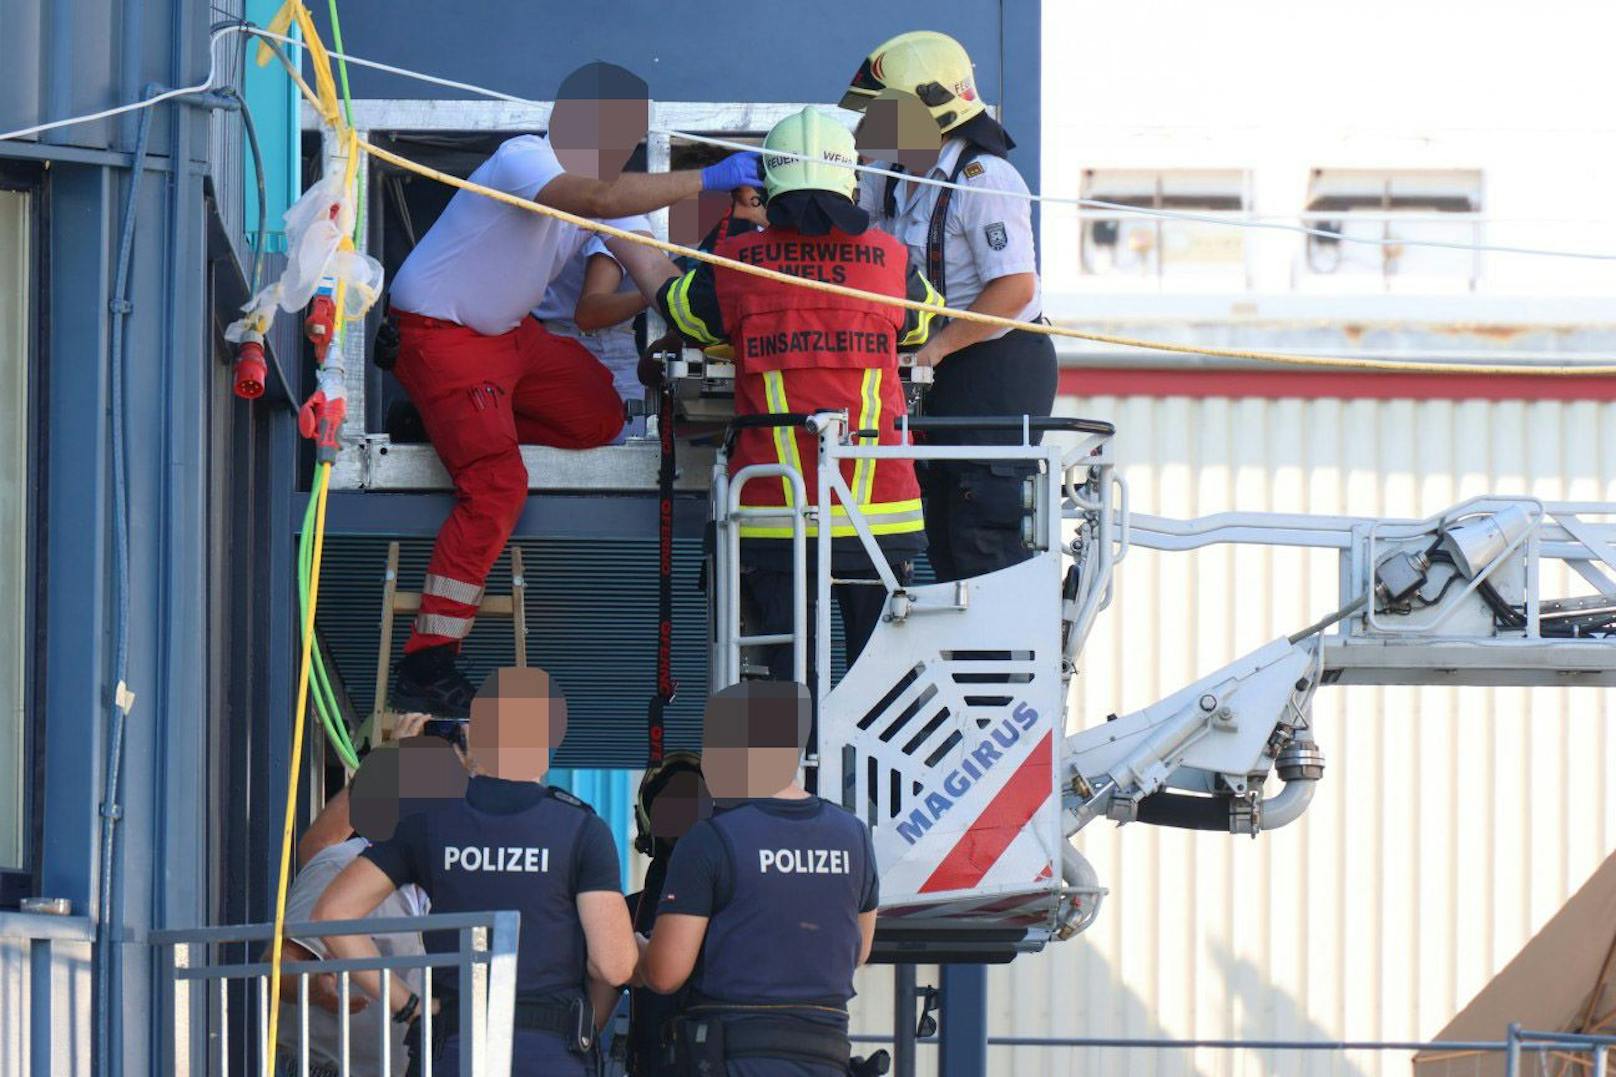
0, 2, 1040, 1072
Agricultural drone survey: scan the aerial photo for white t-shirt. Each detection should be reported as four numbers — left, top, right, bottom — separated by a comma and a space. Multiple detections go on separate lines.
276, 837, 429, 1076
390, 134, 640, 337
532, 215, 650, 325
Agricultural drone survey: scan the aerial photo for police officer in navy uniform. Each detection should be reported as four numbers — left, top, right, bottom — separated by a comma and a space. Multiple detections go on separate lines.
841, 31, 1059, 583
638, 682, 879, 1076
315, 667, 637, 1077
621, 751, 712, 1074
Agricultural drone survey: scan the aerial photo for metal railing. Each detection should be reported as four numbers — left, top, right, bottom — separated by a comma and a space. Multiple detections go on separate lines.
850, 1026, 1616, 1074
0, 910, 95, 1077
152, 911, 519, 1076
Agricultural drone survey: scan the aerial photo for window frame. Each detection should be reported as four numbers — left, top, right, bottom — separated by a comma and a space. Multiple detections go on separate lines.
1078, 168, 1253, 286
0, 159, 47, 907
1301, 167, 1485, 291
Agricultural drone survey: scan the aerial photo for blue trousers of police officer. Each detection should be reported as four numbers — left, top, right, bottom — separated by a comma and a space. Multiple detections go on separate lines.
917, 328, 1058, 582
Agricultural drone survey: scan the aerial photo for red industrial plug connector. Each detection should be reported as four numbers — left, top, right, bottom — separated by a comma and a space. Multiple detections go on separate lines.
233, 332, 267, 399
304, 293, 337, 360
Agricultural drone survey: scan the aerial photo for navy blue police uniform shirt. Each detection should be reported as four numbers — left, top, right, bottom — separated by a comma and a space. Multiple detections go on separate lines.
658, 796, 878, 1075
363, 775, 622, 1002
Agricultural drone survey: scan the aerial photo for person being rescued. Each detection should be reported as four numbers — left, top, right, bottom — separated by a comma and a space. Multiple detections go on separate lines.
618, 107, 944, 686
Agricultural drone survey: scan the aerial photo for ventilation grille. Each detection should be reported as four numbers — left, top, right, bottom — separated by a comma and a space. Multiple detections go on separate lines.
314, 535, 710, 767
845, 650, 1039, 828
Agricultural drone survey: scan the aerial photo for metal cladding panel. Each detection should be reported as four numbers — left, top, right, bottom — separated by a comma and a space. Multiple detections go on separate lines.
313, 534, 711, 768
845, 392, 1616, 1075
208, 0, 248, 267
0, 0, 211, 152
303, 2, 1008, 107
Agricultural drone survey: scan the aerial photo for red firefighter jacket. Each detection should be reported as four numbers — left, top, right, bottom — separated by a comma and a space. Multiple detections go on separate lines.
657, 224, 943, 539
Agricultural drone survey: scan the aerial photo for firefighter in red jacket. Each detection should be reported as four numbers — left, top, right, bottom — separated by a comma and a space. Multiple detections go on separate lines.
628, 107, 943, 683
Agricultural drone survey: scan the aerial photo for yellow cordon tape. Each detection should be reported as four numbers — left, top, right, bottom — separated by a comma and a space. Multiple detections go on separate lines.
357, 141, 1616, 378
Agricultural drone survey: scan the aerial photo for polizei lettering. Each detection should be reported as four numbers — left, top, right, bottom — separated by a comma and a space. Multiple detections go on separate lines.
443, 846, 550, 872
758, 848, 852, 875
745, 329, 891, 360
896, 703, 1041, 847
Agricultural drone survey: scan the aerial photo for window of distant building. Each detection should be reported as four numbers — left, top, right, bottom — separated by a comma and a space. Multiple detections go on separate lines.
0, 162, 41, 900
1301, 169, 1483, 291
1080, 169, 1251, 287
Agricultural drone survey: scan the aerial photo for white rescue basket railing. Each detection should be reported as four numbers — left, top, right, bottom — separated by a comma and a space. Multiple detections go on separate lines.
710, 410, 1616, 955
709, 411, 1124, 956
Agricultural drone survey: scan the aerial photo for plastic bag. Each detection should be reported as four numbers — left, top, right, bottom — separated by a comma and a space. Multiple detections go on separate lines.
224, 282, 284, 343
279, 174, 352, 312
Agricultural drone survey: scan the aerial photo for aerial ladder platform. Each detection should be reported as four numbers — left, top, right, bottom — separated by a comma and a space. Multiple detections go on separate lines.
694, 394, 1616, 962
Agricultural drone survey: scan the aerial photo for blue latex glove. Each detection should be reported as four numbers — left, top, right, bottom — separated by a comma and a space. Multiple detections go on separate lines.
700, 151, 764, 192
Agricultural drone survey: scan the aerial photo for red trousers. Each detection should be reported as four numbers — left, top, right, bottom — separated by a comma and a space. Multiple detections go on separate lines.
393, 312, 624, 653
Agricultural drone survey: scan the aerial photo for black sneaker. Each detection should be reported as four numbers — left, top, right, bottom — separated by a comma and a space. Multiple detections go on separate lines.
385, 399, 429, 443
391, 656, 476, 719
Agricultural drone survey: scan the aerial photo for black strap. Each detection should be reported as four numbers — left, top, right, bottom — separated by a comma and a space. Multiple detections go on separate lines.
926, 147, 984, 304
648, 372, 677, 766
883, 147, 988, 306
719, 1016, 852, 1066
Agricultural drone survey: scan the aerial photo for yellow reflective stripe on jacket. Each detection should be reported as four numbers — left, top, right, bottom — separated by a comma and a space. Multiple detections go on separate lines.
743, 368, 921, 539
851, 368, 881, 507
760, 370, 802, 507
667, 273, 720, 346
901, 274, 945, 347
738, 498, 925, 538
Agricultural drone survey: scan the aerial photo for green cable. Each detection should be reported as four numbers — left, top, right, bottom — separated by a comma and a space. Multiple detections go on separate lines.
299, 489, 361, 770
325, 0, 364, 245
302, 557, 357, 767
326, 0, 356, 131
298, 1, 362, 771
299, 507, 355, 769
299, 505, 356, 768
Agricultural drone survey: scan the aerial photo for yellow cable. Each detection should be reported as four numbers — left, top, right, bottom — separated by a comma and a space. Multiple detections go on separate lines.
355, 139, 1616, 378
263, 460, 332, 1077
265, 37, 360, 1075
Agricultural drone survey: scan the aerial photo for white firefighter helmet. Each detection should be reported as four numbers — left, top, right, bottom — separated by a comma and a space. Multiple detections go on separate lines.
761, 107, 859, 203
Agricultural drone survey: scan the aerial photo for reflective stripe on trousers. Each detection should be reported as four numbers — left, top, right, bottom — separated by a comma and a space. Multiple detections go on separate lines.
423, 573, 485, 606
414, 611, 475, 639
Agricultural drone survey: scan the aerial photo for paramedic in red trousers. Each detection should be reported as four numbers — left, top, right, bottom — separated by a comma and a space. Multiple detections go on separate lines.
386, 62, 763, 716
621, 107, 943, 686
840, 31, 1058, 583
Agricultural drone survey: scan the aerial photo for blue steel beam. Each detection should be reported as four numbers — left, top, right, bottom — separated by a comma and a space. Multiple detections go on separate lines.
939, 964, 989, 1077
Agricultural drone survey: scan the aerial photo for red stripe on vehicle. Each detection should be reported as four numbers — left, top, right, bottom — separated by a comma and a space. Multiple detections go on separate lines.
919, 733, 1053, 894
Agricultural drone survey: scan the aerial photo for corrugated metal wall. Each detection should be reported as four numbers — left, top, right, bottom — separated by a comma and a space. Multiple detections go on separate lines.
847, 391, 1616, 1076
